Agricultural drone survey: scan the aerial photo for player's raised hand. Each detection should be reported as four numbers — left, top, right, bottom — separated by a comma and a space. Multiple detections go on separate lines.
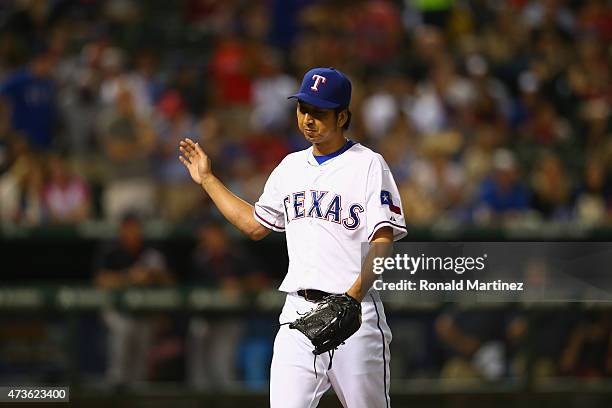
179, 138, 212, 185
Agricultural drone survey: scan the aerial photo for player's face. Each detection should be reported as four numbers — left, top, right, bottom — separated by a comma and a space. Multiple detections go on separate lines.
296, 102, 338, 143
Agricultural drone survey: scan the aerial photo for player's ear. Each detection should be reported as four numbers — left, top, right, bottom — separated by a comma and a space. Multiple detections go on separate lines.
337, 110, 348, 129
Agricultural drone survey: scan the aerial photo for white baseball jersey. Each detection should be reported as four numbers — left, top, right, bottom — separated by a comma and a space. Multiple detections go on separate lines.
254, 142, 407, 294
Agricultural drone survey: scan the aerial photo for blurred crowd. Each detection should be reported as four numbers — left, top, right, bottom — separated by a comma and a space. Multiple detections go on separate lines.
2, 0, 612, 392
0, 0, 610, 228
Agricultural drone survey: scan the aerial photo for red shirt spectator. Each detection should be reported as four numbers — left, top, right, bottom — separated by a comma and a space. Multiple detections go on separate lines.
209, 37, 253, 106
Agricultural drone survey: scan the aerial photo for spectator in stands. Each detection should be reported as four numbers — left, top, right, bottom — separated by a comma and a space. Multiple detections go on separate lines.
208, 34, 254, 108
170, 63, 208, 116
463, 124, 503, 197
42, 154, 91, 224
473, 149, 530, 224
409, 56, 461, 135
348, 0, 403, 69
409, 132, 466, 222
523, 100, 570, 146
375, 112, 416, 184
249, 49, 297, 132
154, 90, 202, 221
361, 75, 406, 141
96, 86, 156, 220
530, 151, 572, 221
573, 157, 612, 225
100, 47, 161, 120
0, 47, 59, 151
54, 41, 105, 157
94, 213, 173, 387
577, 0, 612, 42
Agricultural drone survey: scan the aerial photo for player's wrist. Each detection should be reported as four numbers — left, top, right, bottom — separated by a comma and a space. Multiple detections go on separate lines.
345, 289, 362, 303
200, 173, 215, 188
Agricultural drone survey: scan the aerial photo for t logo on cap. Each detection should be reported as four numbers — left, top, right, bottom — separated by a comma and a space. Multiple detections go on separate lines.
310, 74, 327, 92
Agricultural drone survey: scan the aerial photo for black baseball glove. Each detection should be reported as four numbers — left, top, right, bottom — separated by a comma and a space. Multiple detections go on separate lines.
289, 293, 362, 355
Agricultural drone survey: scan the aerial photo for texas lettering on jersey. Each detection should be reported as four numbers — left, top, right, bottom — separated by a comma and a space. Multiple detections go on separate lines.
283, 190, 364, 230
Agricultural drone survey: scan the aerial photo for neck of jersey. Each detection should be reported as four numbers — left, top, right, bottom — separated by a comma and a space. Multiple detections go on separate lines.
313, 139, 355, 165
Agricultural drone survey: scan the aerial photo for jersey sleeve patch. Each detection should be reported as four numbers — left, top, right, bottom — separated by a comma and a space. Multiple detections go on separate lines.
380, 190, 401, 214
365, 155, 407, 242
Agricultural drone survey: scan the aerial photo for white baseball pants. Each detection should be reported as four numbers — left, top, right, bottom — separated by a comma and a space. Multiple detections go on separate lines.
270, 291, 392, 408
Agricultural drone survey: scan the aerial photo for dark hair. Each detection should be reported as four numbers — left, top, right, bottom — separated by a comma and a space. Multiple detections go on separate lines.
334, 107, 352, 131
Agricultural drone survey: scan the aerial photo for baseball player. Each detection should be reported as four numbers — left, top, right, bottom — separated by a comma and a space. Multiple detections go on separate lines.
179, 67, 407, 407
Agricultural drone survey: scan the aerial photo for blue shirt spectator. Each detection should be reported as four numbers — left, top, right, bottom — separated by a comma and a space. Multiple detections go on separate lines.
1, 61, 57, 150
474, 149, 530, 220
477, 177, 530, 213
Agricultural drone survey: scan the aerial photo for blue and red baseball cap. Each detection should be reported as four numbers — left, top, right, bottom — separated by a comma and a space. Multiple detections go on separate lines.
288, 67, 352, 109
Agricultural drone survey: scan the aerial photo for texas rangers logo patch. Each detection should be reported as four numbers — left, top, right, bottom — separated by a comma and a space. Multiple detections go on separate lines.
380, 190, 401, 214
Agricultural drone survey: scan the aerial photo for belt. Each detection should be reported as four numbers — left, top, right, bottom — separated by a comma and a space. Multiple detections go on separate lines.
297, 289, 333, 302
